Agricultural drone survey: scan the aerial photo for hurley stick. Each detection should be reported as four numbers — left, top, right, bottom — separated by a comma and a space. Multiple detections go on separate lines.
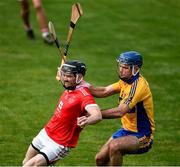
48, 21, 66, 64
62, 3, 83, 65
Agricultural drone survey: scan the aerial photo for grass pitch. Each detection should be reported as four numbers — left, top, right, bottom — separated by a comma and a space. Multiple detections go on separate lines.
0, 0, 180, 166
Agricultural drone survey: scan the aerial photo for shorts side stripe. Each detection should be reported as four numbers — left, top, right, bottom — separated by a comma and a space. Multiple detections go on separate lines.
31, 143, 40, 152
138, 136, 152, 149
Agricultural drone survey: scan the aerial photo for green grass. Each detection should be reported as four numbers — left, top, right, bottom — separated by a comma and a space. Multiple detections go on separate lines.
0, 0, 180, 166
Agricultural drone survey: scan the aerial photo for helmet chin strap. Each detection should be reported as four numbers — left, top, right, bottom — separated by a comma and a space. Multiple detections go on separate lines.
119, 66, 140, 84
132, 65, 139, 76
76, 74, 83, 84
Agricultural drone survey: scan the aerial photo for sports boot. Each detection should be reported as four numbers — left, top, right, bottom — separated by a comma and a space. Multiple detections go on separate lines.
43, 33, 54, 45
26, 29, 35, 39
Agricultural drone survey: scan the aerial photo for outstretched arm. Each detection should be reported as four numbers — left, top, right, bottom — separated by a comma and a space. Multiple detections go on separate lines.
101, 103, 130, 119
89, 85, 119, 98
56, 69, 118, 98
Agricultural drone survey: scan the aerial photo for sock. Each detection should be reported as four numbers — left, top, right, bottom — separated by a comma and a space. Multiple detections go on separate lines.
42, 32, 49, 38
25, 27, 33, 32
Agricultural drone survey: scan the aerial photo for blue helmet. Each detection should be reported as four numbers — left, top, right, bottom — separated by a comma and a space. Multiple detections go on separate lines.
117, 51, 143, 68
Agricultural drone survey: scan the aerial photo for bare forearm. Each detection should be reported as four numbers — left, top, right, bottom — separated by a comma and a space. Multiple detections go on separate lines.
89, 86, 107, 97
77, 114, 102, 128
102, 108, 123, 119
101, 104, 130, 119
77, 108, 102, 128
87, 113, 102, 124
89, 85, 116, 98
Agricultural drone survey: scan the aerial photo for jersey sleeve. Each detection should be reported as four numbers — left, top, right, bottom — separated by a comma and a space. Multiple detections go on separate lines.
111, 81, 121, 91
79, 88, 97, 111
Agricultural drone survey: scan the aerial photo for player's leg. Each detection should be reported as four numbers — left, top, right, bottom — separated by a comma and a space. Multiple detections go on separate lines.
20, 0, 30, 29
23, 153, 47, 166
109, 135, 139, 166
22, 144, 39, 165
32, 0, 47, 32
20, 0, 35, 39
95, 137, 112, 166
32, 0, 53, 44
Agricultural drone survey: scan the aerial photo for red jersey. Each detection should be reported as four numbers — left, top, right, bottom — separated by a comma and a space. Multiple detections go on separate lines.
45, 87, 97, 147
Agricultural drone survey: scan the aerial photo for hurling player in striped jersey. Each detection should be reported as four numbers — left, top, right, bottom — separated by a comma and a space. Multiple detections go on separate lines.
22, 60, 102, 166
89, 51, 155, 166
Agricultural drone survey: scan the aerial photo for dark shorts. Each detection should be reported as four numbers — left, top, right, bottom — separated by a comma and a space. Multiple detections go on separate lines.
112, 128, 153, 154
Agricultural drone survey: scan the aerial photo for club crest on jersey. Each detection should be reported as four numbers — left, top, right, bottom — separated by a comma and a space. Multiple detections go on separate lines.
67, 95, 77, 104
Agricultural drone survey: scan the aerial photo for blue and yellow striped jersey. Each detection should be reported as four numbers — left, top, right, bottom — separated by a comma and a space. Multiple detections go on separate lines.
112, 75, 155, 139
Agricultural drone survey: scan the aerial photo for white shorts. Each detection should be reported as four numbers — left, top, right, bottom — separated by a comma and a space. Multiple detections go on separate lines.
32, 128, 70, 165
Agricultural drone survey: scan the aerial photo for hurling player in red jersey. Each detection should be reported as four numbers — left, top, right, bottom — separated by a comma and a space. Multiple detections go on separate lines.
22, 60, 102, 166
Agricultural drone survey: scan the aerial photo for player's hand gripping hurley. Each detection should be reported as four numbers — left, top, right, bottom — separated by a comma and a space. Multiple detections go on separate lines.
48, 3, 83, 66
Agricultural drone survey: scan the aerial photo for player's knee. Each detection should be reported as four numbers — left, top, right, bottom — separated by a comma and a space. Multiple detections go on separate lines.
32, 0, 41, 9
95, 153, 104, 165
109, 140, 122, 154
34, 5, 42, 11
33, 0, 42, 11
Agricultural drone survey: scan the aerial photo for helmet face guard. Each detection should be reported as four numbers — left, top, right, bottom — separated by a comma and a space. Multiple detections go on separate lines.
116, 51, 142, 80
61, 60, 86, 76
60, 60, 87, 90
61, 64, 78, 75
